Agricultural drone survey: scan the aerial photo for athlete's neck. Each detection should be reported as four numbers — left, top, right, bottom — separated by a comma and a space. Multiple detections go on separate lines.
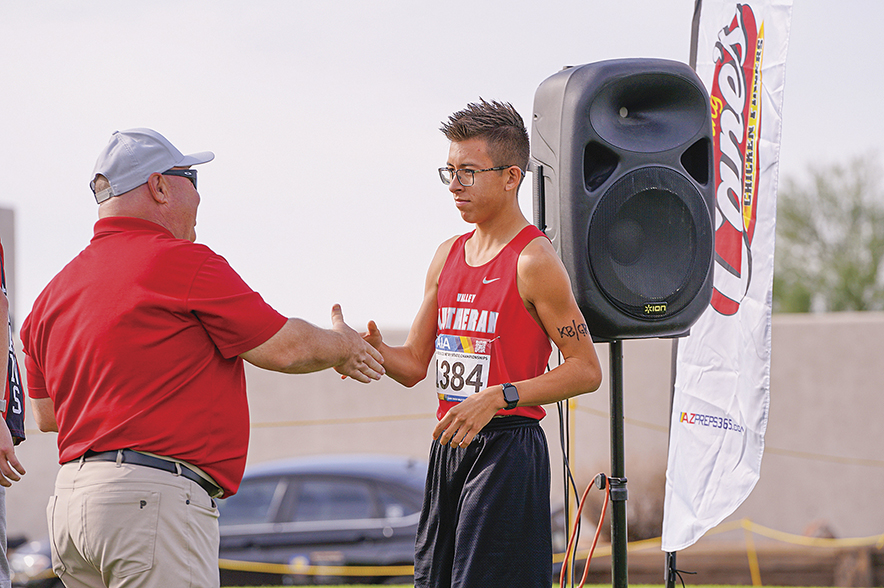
465, 214, 531, 267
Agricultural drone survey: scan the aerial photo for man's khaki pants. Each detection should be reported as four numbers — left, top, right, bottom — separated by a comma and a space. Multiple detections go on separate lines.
48, 458, 219, 588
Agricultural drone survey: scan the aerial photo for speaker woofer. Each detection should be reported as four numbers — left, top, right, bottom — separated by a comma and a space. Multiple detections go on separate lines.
587, 167, 711, 320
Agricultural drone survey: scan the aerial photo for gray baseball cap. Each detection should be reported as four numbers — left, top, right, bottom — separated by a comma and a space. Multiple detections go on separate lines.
91, 128, 215, 204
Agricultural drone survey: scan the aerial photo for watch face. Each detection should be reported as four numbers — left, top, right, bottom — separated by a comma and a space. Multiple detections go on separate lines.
503, 383, 518, 407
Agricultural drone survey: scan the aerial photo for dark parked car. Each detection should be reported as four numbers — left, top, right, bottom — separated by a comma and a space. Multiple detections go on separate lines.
9, 538, 61, 588
11, 455, 425, 588
218, 454, 427, 586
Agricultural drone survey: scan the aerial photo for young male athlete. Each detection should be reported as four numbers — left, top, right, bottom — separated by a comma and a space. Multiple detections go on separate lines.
363, 99, 602, 587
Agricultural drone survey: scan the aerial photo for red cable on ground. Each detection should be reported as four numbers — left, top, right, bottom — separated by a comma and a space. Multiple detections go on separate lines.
558, 474, 610, 588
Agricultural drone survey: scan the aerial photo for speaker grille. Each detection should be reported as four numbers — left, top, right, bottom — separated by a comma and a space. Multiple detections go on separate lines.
587, 167, 711, 320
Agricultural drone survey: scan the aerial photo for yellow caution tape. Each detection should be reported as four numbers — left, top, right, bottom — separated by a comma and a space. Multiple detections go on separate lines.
218, 558, 414, 576
218, 517, 884, 577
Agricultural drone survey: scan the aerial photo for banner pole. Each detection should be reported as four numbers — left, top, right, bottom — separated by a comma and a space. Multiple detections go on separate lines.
665, 337, 680, 588
663, 3, 701, 578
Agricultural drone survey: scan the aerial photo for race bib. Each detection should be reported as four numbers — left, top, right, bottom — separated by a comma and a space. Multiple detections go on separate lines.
435, 334, 492, 402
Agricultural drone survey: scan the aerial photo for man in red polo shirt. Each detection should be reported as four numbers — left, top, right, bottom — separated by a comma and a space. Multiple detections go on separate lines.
20, 128, 384, 588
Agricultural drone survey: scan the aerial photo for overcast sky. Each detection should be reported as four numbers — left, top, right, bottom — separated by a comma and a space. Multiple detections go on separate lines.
0, 1, 878, 332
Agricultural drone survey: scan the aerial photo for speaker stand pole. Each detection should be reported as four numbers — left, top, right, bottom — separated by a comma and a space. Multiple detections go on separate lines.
609, 340, 628, 588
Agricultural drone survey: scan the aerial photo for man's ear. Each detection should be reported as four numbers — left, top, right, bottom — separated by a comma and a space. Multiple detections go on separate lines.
146, 173, 170, 204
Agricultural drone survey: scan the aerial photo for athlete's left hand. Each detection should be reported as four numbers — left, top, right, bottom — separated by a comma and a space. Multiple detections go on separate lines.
432, 387, 505, 448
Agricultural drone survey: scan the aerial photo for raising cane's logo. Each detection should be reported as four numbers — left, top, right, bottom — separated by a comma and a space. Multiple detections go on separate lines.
709, 4, 764, 316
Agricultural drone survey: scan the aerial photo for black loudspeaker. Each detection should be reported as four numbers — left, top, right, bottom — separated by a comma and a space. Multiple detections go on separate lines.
531, 58, 715, 342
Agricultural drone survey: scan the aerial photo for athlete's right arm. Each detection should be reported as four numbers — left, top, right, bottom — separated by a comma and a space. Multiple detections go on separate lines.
363, 238, 456, 387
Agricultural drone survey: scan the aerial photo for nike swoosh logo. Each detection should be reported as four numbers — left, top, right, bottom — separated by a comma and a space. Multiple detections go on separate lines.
482, 277, 501, 284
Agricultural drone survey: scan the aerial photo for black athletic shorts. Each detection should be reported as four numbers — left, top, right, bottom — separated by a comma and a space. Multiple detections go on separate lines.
414, 416, 552, 588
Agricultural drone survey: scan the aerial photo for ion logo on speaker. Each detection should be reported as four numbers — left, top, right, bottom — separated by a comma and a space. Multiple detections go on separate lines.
532, 58, 715, 341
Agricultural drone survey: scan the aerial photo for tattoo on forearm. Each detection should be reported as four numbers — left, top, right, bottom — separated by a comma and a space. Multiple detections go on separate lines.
557, 320, 589, 340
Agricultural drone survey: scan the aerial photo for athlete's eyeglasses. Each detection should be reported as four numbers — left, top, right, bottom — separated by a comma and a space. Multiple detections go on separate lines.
162, 168, 198, 190
438, 166, 511, 187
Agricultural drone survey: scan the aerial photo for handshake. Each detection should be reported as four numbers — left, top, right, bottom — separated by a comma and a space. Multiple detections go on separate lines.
329, 304, 385, 383
241, 303, 388, 384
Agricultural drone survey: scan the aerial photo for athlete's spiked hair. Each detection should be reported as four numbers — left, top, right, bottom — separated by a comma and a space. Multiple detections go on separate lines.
440, 98, 529, 173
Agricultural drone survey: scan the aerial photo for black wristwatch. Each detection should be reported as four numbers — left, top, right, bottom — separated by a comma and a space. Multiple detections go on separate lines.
501, 382, 519, 410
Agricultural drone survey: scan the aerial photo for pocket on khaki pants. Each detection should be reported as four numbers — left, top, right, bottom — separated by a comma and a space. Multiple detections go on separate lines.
83, 491, 161, 579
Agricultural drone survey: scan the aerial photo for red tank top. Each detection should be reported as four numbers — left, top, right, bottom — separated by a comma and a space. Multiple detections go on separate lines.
435, 225, 552, 421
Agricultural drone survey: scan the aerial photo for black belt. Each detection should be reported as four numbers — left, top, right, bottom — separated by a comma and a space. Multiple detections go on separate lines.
79, 449, 222, 498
